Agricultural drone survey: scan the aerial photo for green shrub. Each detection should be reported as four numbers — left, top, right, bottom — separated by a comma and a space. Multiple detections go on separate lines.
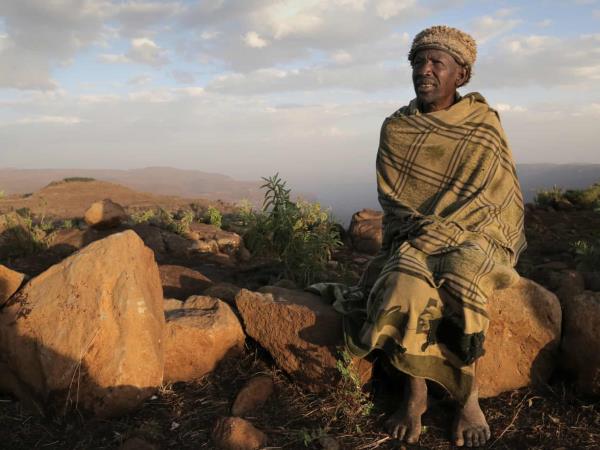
205, 206, 222, 229
572, 239, 600, 272
243, 174, 341, 286
534, 185, 565, 208
564, 183, 600, 210
130, 208, 156, 224
1, 211, 49, 257
63, 177, 95, 183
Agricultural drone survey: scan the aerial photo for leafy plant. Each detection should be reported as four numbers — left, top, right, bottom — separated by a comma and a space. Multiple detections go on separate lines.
63, 177, 95, 183
297, 427, 327, 446
564, 183, 600, 210
572, 239, 600, 272
243, 174, 342, 286
1, 211, 49, 257
534, 185, 565, 208
130, 208, 156, 224
205, 206, 223, 229
334, 350, 374, 422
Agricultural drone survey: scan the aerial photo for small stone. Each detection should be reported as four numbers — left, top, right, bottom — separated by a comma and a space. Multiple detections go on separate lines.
231, 375, 274, 417
84, 199, 127, 228
212, 416, 267, 450
319, 436, 341, 450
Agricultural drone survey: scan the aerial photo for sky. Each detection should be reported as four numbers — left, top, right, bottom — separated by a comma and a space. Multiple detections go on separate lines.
1, 0, 599, 191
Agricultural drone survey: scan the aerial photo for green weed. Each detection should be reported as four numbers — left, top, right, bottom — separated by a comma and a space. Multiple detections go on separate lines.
243, 174, 341, 286
572, 239, 600, 272
204, 206, 222, 229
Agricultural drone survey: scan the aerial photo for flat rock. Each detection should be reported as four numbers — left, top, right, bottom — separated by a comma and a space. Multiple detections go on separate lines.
159, 264, 212, 299
235, 287, 372, 392
190, 223, 243, 256
0, 264, 25, 307
0, 230, 165, 417
211, 416, 267, 450
561, 291, 600, 395
163, 296, 245, 383
231, 375, 274, 417
479, 278, 562, 398
84, 199, 127, 228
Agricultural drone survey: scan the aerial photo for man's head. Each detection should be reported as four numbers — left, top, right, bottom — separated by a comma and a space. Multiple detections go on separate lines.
408, 26, 477, 113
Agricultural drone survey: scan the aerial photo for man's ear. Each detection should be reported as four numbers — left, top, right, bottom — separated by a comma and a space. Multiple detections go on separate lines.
456, 65, 469, 87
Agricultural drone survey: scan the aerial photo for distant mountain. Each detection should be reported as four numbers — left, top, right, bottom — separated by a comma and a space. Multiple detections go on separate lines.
0, 167, 262, 204
516, 163, 600, 202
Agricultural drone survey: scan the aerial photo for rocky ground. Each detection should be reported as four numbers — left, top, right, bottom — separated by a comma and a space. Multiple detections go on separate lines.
0, 184, 599, 449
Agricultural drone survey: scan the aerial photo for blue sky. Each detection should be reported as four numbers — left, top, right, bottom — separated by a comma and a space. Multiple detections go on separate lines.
1, 0, 599, 190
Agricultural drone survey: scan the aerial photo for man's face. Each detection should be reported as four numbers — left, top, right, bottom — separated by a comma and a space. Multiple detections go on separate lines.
411, 49, 465, 112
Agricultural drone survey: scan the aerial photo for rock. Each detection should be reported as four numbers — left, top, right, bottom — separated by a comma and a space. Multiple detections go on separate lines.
164, 298, 184, 311
159, 264, 212, 299
0, 265, 25, 307
235, 287, 372, 392
348, 209, 383, 255
190, 239, 219, 254
162, 231, 191, 257
561, 291, 600, 395
121, 437, 159, 450
237, 245, 251, 262
555, 270, 585, 303
190, 223, 243, 256
582, 271, 600, 291
163, 296, 245, 383
211, 416, 267, 450
84, 199, 127, 228
231, 375, 274, 417
203, 282, 242, 305
0, 230, 165, 417
478, 278, 562, 398
132, 224, 166, 255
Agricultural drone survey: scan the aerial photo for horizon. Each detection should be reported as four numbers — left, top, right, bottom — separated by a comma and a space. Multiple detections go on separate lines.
1, 0, 599, 192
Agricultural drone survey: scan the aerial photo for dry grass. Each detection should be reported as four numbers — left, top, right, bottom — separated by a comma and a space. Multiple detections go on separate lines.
1, 346, 598, 450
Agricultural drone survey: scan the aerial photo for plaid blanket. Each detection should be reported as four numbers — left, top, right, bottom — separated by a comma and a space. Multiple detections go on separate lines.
310, 93, 526, 403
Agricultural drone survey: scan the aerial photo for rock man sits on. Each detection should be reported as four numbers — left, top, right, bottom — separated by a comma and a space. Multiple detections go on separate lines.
311, 25, 526, 447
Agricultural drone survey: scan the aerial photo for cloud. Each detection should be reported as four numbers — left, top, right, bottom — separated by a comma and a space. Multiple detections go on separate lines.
470, 9, 521, 44
0, 0, 110, 89
472, 33, 600, 89
100, 37, 169, 66
112, 1, 183, 36
13, 115, 83, 125
243, 31, 269, 48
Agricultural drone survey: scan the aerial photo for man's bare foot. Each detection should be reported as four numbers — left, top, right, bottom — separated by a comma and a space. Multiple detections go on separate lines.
385, 376, 428, 444
453, 388, 491, 447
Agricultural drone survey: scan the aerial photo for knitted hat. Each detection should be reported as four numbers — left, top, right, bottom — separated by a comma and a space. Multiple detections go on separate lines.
408, 25, 477, 83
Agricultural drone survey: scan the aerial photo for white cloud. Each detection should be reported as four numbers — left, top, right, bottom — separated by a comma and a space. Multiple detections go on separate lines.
494, 103, 527, 113
536, 18, 553, 27
375, 0, 416, 20
331, 50, 353, 64
14, 115, 83, 125
470, 10, 521, 44
243, 31, 269, 48
128, 37, 168, 66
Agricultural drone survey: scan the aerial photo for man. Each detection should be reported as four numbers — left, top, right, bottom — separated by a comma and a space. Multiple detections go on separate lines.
312, 25, 526, 447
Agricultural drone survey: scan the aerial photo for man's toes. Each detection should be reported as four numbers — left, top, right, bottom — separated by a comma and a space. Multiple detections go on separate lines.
465, 429, 474, 447
471, 431, 480, 447
484, 426, 491, 441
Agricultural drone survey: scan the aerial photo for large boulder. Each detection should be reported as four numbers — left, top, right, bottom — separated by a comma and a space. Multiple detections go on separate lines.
84, 199, 128, 228
348, 209, 383, 255
235, 287, 372, 392
478, 278, 562, 398
159, 264, 212, 299
561, 291, 600, 396
0, 230, 165, 417
163, 296, 245, 383
0, 264, 25, 307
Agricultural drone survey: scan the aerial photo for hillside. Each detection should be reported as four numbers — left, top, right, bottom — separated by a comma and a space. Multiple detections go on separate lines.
0, 167, 262, 204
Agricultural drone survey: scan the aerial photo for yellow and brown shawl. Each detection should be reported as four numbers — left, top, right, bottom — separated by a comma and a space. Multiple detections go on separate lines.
310, 92, 526, 403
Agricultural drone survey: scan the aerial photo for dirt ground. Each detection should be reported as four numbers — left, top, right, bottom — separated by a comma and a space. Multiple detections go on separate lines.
1, 187, 599, 449
1, 348, 598, 449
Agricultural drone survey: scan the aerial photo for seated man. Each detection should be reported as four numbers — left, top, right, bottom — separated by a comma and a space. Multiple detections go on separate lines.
312, 26, 526, 447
